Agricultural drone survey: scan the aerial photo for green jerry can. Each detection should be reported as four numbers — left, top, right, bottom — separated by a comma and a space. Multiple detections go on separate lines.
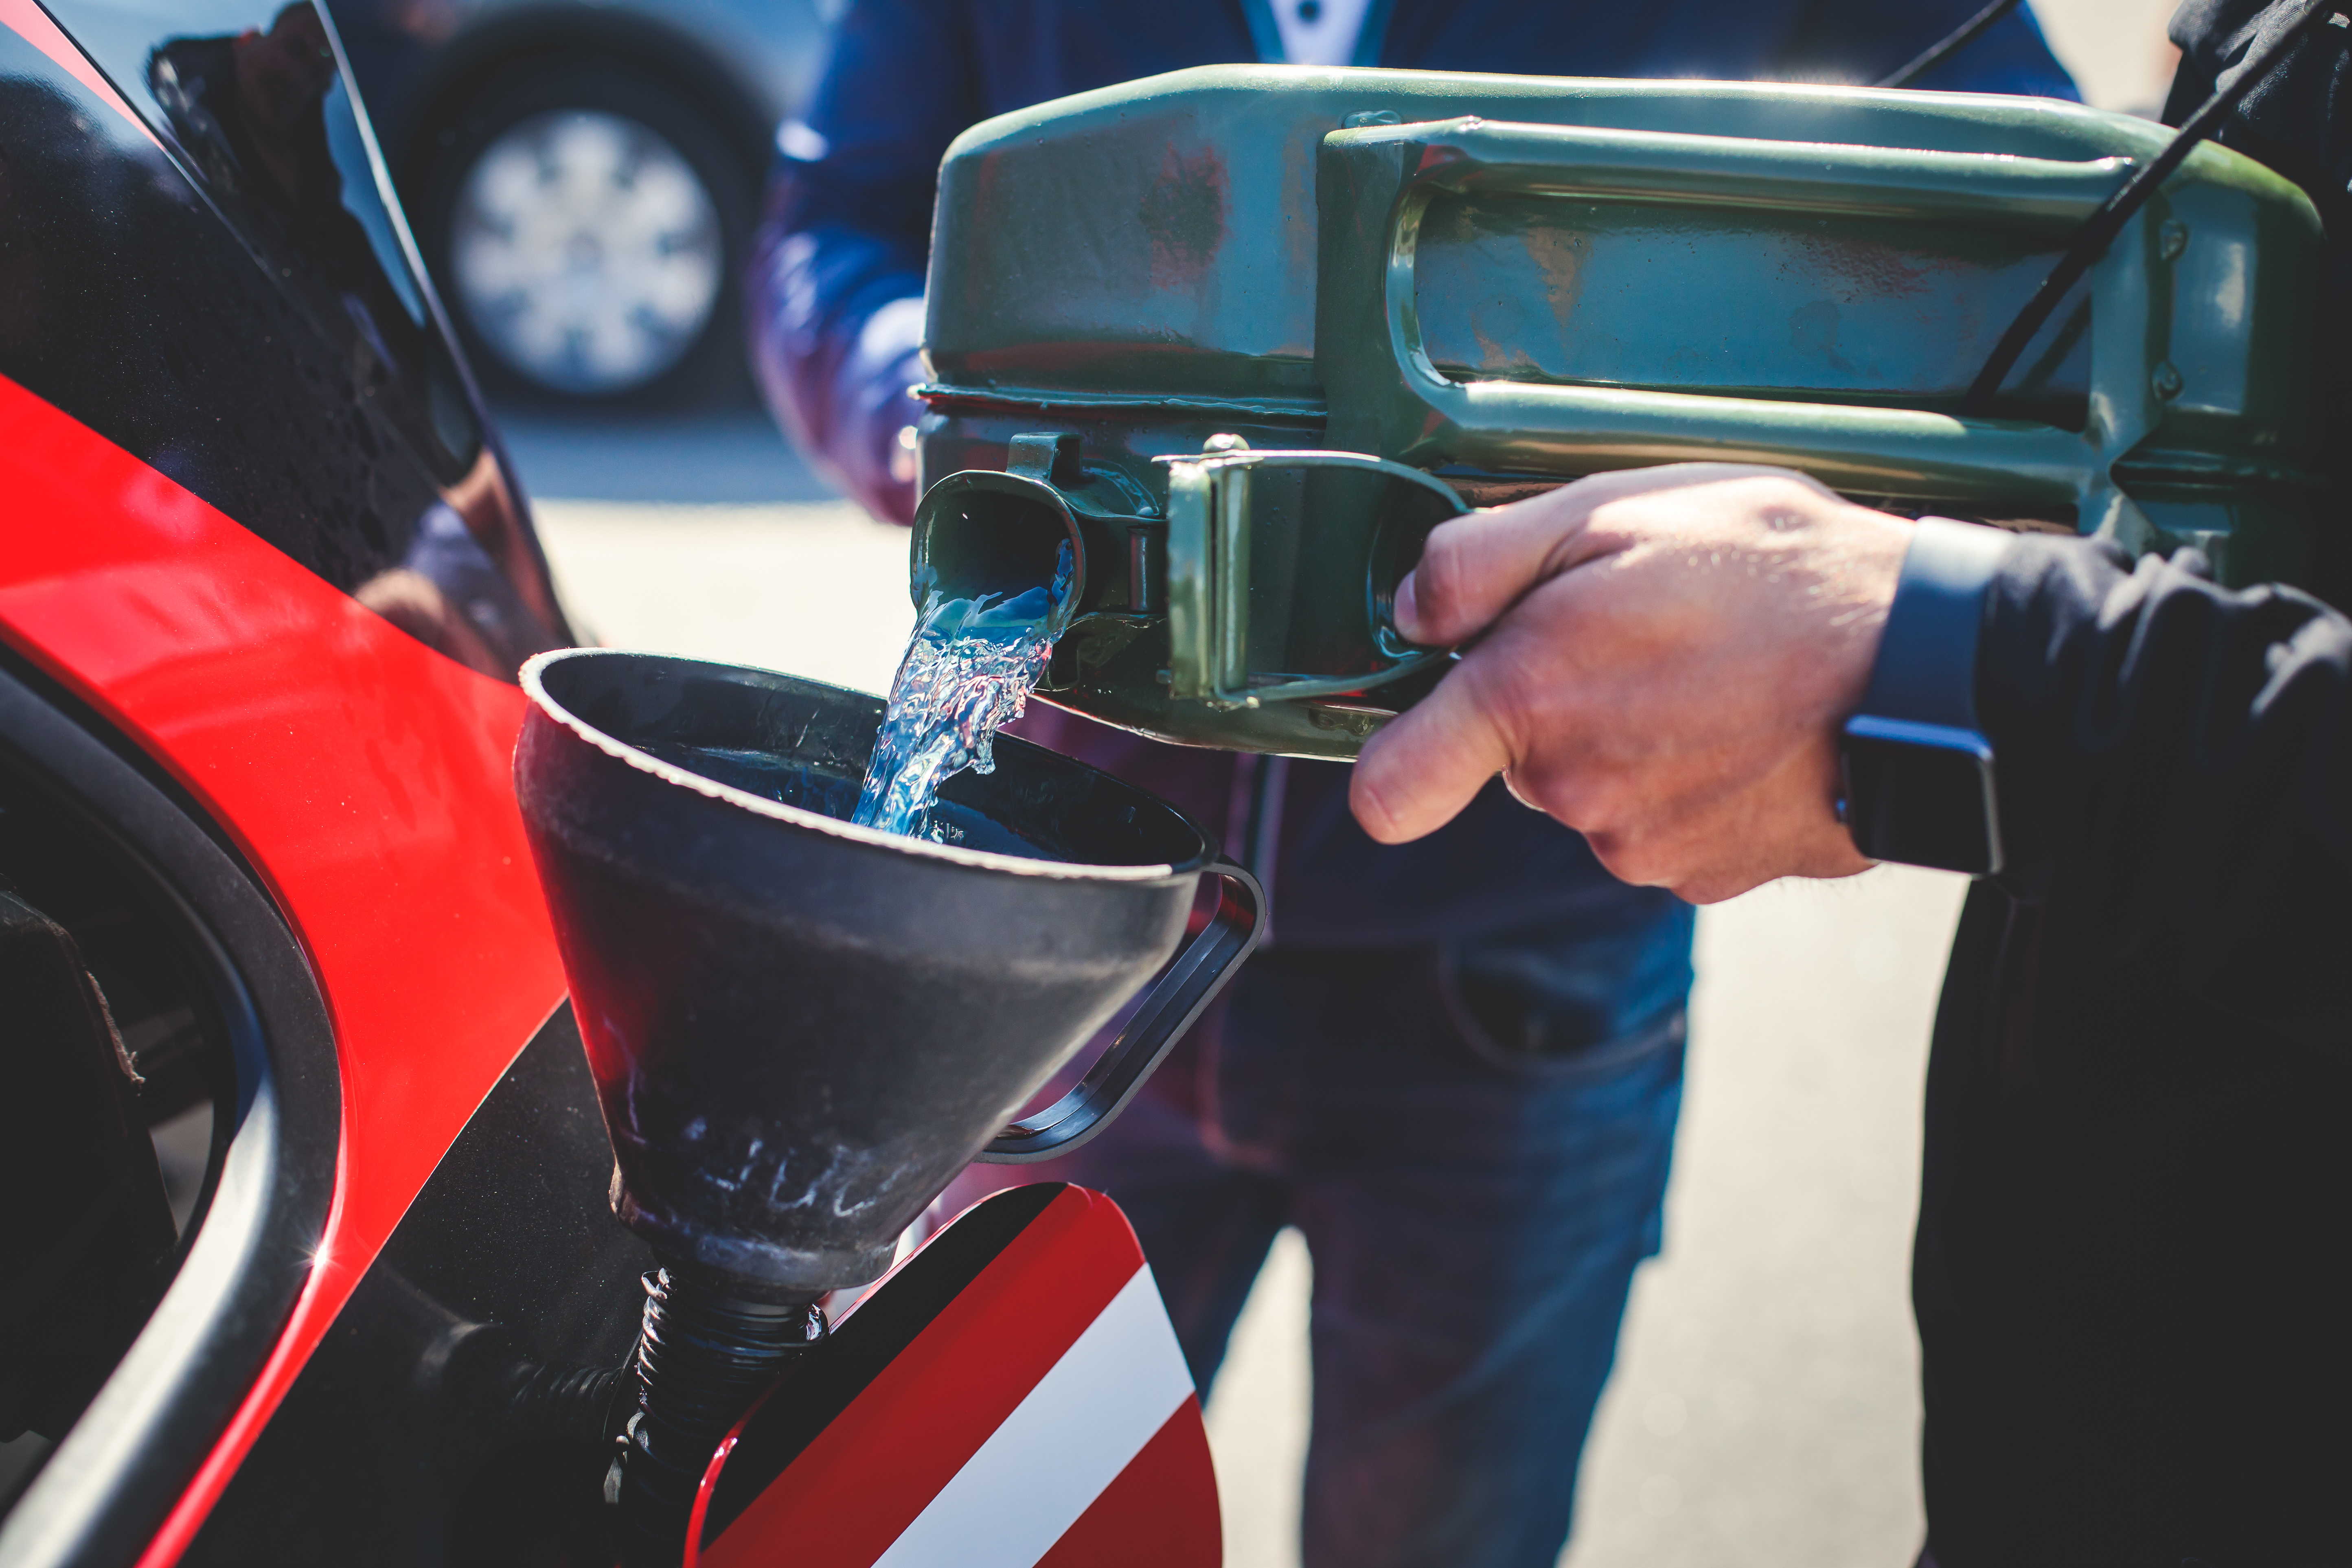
910, 66, 2326, 758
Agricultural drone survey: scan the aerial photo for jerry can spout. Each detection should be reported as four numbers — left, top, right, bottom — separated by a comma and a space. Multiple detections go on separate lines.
910, 432, 1167, 635
910, 430, 1467, 744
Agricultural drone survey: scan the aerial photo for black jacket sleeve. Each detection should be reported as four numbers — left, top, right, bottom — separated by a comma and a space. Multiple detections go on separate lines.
1976, 533, 2351, 945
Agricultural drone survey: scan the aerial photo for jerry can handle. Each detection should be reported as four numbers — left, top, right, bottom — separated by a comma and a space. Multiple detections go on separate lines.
1316, 115, 2117, 514
976, 856, 1266, 1164
1158, 443, 1466, 711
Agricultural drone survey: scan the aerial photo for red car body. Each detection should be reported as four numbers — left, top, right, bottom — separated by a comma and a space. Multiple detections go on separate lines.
0, 5, 1217, 1563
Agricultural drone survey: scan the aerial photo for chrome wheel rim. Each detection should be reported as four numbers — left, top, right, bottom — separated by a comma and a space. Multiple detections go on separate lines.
451, 110, 722, 395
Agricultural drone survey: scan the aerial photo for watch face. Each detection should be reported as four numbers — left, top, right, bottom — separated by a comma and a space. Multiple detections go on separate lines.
1839, 724, 2001, 877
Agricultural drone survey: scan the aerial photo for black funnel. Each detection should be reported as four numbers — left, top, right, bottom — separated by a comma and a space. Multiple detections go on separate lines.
514, 650, 1263, 1298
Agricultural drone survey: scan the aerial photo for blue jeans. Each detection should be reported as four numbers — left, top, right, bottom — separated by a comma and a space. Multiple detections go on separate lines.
943, 901, 1692, 1568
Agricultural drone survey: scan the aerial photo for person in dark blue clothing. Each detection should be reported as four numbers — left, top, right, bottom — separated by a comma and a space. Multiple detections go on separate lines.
747, 7, 2077, 1564
1346, 5, 2350, 1562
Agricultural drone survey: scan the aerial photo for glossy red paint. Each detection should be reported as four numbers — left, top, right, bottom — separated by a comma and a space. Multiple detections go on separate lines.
0, 375, 568, 1564
688, 1186, 1218, 1568
1031, 1406, 1221, 1568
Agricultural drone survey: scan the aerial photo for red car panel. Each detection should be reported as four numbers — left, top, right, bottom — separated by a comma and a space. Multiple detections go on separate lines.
690, 1185, 1219, 1568
3, 7, 1231, 1562
0, 375, 566, 1561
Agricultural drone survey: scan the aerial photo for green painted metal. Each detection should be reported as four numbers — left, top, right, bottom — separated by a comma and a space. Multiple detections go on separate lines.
914, 66, 2327, 757
1160, 443, 1465, 708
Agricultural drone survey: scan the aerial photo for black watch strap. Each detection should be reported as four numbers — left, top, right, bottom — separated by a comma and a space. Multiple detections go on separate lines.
1838, 518, 2010, 876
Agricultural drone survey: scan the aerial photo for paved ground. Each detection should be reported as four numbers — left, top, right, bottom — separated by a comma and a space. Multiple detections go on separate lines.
2033, 0, 2187, 114
516, 9, 2190, 1559
534, 499, 914, 694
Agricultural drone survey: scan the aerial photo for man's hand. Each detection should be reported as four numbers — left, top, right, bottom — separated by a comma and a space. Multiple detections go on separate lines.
1350, 465, 1911, 904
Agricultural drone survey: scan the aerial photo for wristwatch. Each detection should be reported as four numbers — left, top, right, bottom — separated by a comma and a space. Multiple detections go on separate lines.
1836, 518, 2011, 877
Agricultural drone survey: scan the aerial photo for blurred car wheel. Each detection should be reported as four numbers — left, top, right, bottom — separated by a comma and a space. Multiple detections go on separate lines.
414, 61, 754, 408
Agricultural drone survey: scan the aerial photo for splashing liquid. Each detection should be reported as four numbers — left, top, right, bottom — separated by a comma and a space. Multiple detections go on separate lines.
854, 541, 1074, 840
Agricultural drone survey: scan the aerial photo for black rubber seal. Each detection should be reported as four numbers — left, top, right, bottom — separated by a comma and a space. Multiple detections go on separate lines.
0, 659, 341, 1568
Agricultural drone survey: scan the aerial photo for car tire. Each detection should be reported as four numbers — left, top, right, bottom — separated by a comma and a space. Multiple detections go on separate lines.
409, 58, 758, 410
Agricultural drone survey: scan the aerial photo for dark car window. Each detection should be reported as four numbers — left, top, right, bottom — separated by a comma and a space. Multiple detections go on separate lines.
1, 2, 570, 677
0, 747, 238, 1482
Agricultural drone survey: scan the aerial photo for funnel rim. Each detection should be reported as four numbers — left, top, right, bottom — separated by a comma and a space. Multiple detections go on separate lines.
522, 649, 1200, 884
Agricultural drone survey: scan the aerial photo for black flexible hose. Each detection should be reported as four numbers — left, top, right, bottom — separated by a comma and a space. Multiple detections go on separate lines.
1960, 0, 2337, 417
612, 1264, 826, 1566
500, 1355, 629, 1442
1875, 0, 2028, 90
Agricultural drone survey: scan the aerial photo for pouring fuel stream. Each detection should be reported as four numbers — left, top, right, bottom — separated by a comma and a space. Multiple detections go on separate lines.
855, 539, 1075, 840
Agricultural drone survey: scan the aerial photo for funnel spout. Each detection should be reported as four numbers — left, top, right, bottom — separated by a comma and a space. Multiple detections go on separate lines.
610, 1264, 825, 1565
